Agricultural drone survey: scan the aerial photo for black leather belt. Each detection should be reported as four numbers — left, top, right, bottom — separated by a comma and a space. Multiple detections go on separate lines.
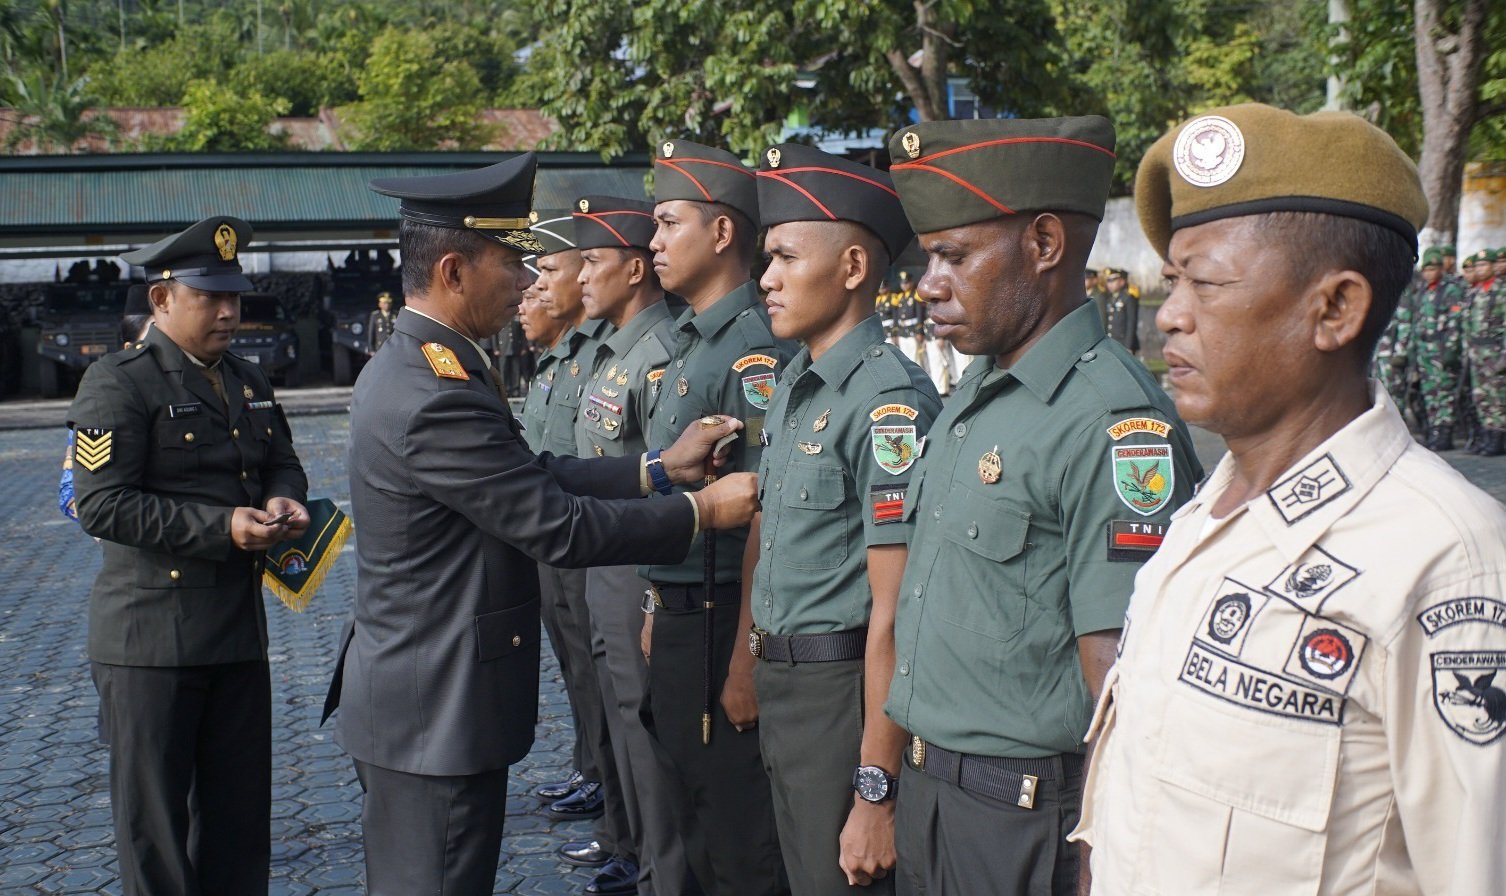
748, 627, 867, 663
906, 738, 1082, 810
646, 581, 740, 612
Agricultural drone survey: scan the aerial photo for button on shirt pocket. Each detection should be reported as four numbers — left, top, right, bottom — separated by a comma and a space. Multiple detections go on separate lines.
1141, 691, 1340, 896
776, 462, 849, 570
475, 602, 541, 662
937, 485, 1031, 642
154, 418, 205, 478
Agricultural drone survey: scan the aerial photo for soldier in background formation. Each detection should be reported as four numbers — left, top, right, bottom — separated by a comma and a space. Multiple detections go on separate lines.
1411, 247, 1466, 450
1101, 267, 1140, 354
1464, 248, 1506, 455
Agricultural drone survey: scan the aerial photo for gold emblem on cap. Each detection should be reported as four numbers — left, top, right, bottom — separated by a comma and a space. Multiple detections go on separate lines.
662, 141, 675, 158
243, 385, 254, 399
978, 446, 1002, 485
161, 269, 172, 280
902, 131, 921, 160
529, 210, 539, 224
578, 199, 590, 213
214, 223, 237, 261
766, 148, 781, 169
1172, 114, 1246, 188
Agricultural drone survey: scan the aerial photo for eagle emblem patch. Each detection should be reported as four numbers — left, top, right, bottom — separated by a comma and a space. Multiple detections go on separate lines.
1111, 444, 1173, 516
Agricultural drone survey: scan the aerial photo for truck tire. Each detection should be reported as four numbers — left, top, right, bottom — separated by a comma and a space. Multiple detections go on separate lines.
333, 344, 353, 386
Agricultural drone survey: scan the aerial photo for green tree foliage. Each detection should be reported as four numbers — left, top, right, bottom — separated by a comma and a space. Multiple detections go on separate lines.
338, 27, 493, 151
2, 68, 116, 151
163, 78, 290, 151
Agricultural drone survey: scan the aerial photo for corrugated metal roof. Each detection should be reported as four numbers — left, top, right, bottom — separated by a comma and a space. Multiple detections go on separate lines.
0, 153, 651, 243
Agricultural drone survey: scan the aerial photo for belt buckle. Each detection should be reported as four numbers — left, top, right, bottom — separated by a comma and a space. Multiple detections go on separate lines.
748, 628, 765, 659
1017, 773, 1038, 810
910, 736, 926, 770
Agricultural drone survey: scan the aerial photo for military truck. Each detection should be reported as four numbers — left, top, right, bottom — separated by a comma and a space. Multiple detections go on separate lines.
34, 280, 133, 398
325, 250, 401, 385
231, 292, 302, 387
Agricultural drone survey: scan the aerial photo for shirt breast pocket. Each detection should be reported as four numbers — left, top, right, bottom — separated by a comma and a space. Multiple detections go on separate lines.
937, 485, 1031, 642
153, 418, 206, 478
777, 462, 849, 571
1142, 692, 1340, 896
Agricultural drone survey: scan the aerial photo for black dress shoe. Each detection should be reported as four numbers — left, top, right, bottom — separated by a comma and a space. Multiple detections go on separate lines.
558, 838, 611, 867
535, 770, 585, 801
547, 780, 604, 821
585, 857, 640, 895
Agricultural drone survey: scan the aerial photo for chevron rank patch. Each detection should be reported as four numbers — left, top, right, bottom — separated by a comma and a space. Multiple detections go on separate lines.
421, 342, 470, 380
74, 428, 113, 472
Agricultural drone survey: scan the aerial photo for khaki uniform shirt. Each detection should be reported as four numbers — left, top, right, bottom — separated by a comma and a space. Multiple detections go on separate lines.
575, 302, 675, 459
641, 281, 794, 585
885, 302, 1199, 757
1075, 385, 1506, 895
750, 315, 942, 634
536, 318, 611, 459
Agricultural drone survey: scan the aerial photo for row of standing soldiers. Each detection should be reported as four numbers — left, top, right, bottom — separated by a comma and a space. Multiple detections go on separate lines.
1374, 245, 1506, 455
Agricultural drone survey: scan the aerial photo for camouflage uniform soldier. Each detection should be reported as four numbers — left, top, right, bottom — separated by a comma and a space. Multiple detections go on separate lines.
1372, 280, 1413, 419
1469, 249, 1506, 456
1412, 248, 1466, 450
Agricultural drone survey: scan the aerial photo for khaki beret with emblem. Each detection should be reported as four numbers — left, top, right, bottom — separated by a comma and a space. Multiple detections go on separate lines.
573, 196, 657, 251
1136, 103, 1428, 258
529, 209, 577, 258
888, 116, 1117, 235
756, 142, 913, 261
654, 139, 759, 226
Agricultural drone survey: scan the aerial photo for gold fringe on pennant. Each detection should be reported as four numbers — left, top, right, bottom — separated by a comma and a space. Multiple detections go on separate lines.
263, 512, 353, 613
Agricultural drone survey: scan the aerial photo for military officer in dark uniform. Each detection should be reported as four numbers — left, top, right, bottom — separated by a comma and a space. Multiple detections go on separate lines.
643, 138, 794, 895
69, 215, 311, 896
323, 154, 760, 896
749, 143, 941, 894
1102, 267, 1140, 354
367, 291, 396, 353
884, 118, 1200, 895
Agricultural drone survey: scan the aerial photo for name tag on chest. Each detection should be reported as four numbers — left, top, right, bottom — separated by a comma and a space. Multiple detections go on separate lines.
168, 402, 203, 418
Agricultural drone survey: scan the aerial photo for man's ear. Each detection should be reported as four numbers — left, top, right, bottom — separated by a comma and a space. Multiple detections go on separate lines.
1312, 270, 1372, 355
842, 243, 869, 292
437, 252, 466, 294
627, 252, 647, 287
712, 214, 736, 257
148, 283, 173, 313
1025, 213, 1066, 274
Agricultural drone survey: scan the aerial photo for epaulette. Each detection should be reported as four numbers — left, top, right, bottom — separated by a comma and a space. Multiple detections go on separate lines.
113, 341, 151, 364
421, 341, 470, 380
858, 343, 916, 392
1076, 344, 1158, 412
734, 307, 775, 346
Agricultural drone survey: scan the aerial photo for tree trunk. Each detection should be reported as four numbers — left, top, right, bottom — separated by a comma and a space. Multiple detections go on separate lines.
883, 0, 949, 122
1413, 0, 1486, 246
1325, 0, 1349, 110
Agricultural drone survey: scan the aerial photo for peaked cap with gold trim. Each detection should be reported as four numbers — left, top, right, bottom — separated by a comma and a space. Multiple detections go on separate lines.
573, 196, 657, 251
529, 209, 577, 258
757, 143, 913, 261
120, 216, 254, 292
888, 117, 1116, 235
1136, 103, 1428, 258
654, 139, 759, 225
368, 153, 546, 254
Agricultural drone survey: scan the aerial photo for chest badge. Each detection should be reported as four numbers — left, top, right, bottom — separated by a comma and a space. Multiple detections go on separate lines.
676, 376, 689, 397
978, 446, 1002, 485
616, 372, 629, 386
602, 387, 621, 398
607, 365, 619, 380
570, 361, 581, 378
797, 441, 823, 455
242, 385, 254, 400
813, 409, 830, 432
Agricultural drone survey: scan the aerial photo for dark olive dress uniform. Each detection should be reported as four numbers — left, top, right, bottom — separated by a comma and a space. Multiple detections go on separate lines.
641, 139, 793, 895
68, 216, 309, 896
367, 305, 396, 353
884, 118, 1201, 895
322, 156, 702, 896
747, 144, 939, 895
1102, 271, 1140, 354
572, 195, 699, 895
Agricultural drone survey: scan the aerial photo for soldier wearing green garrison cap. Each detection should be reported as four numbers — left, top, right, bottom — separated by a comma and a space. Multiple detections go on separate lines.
641, 138, 795, 896
746, 142, 941, 895
1076, 103, 1506, 896
69, 214, 311, 896
1467, 247, 1506, 455
883, 116, 1200, 895
1412, 246, 1467, 450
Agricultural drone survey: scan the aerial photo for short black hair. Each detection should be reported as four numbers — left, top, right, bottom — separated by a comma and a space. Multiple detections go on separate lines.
399, 220, 496, 297
690, 201, 758, 266
119, 314, 151, 345
1261, 212, 1416, 362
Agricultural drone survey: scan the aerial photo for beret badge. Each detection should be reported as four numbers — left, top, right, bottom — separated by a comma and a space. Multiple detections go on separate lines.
214, 223, 237, 261
578, 198, 590, 213
766, 148, 781, 169
901, 131, 921, 160
662, 141, 675, 159
1172, 115, 1246, 188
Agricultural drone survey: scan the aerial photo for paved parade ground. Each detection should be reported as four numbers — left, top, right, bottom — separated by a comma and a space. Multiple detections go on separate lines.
3, 404, 1505, 894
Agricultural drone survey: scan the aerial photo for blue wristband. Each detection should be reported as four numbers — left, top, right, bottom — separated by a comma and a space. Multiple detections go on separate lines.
646, 449, 673, 496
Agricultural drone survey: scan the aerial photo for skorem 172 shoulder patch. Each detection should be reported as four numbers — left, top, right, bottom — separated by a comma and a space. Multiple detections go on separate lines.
74, 428, 113, 472
1106, 416, 1170, 440
1418, 597, 1506, 637
735, 354, 778, 409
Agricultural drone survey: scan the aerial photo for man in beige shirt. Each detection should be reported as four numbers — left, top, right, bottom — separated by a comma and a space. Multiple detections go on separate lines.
1073, 103, 1506, 895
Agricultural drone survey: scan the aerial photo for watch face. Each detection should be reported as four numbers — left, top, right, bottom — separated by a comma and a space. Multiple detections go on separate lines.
854, 767, 891, 802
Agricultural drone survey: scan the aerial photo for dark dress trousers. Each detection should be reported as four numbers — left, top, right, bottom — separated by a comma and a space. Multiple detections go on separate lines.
69, 323, 308, 896
324, 308, 696, 894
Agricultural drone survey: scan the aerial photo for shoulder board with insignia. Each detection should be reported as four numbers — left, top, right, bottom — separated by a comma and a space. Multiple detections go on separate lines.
733, 353, 778, 372
859, 344, 917, 390
1078, 348, 1158, 412
421, 342, 471, 380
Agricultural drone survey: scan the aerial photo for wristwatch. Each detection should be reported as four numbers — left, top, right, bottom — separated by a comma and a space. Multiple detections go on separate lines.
852, 765, 898, 803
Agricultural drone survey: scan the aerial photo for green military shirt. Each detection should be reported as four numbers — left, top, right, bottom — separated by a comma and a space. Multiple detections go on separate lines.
885, 301, 1201, 758
536, 318, 612, 458
641, 280, 795, 585
750, 315, 941, 634
519, 341, 561, 442
575, 302, 676, 458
